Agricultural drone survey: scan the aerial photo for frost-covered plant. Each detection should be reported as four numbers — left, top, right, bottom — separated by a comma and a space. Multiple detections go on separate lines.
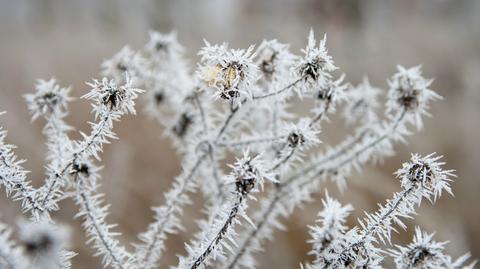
302, 153, 465, 269
389, 227, 475, 269
0, 29, 475, 269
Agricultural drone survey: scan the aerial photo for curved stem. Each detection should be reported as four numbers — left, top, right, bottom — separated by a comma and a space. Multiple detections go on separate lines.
190, 196, 245, 269
252, 77, 303, 100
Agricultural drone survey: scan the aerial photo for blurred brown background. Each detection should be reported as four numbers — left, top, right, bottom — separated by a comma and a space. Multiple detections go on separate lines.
1, 0, 479, 268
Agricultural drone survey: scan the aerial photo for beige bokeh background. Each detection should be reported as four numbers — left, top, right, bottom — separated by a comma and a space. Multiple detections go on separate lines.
1, 0, 479, 268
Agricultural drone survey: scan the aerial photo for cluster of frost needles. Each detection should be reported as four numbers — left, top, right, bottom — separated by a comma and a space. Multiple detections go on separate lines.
0, 29, 476, 269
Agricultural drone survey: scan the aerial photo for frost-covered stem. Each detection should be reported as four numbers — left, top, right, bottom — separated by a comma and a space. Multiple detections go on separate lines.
0, 131, 45, 219
135, 99, 245, 267
216, 136, 286, 148
327, 109, 406, 172
282, 108, 407, 189
268, 147, 296, 172
136, 157, 205, 268
224, 191, 280, 269
181, 153, 273, 269
73, 171, 132, 269
193, 93, 208, 135
216, 76, 303, 142
193, 93, 223, 197
39, 114, 111, 213
364, 187, 414, 242
284, 128, 371, 184
207, 150, 223, 196
268, 100, 330, 173
42, 114, 70, 170
214, 105, 241, 142
252, 76, 303, 100
272, 98, 279, 138
40, 76, 142, 216
190, 195, 245, 269
308, 100, 331, 127
0, 175, 43, 217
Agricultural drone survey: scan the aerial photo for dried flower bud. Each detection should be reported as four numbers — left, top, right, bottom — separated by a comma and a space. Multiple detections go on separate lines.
316, 75, 348, 103
389, 227, 475, 269
386, 66, 441, 128
228, 152, 276, 195
287, 131, 305, 148
70, 162, 91, 178
24, 78, 71, 120
198, 41, 258, 101
153, 91, 165, 104
296, 30, 336, 87
101, 46, 146, 84
342, 77, 381, 125
235, 171, 256, 196
395, 153, 454, 201
172, 112, 194, 138
233, 158, 259, 196
83, 76, 144, 117
282, 118, 321, 149
18, 220, 69, 269
145, 31, 184, 60
255, 40, 295, 80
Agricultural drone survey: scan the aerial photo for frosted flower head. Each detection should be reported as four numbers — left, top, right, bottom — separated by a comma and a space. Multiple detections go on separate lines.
282, 118, 320, 149
316, 193, 352, 230
387, 66, 441, 127
342, 77, 381, 125
255, 39, 295, 81
390, 227, 476, 269
390, 227, 449, 269
198, 41, 258, 101
69, 159, 101, 190
228, 152, 276, 195
83, 76, 144, 117
18, 220, 69, 269
296, 30, 337, 87
70, 161, 92, 178
24, 78, 71, 120
101, 46, 146, 84
143, 73, 186, 116
309, 192, 353, 260
287, 132, 305, 148
395, 153, 455, 201
171, 111, 194, 138
144, 30, 184, 60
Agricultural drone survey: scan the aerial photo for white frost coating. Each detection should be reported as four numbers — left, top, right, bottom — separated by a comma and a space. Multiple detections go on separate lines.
0, 28, 474, 269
